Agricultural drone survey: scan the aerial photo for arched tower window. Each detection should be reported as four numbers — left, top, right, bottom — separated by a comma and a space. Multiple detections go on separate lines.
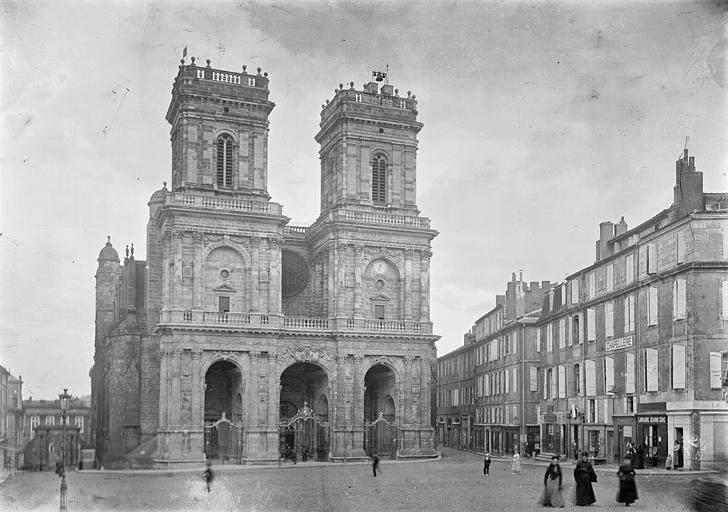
371, 154, 386, 205
216, 134, 234, 187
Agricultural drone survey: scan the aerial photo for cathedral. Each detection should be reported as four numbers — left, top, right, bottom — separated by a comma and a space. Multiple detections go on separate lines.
91, 58, 439, 467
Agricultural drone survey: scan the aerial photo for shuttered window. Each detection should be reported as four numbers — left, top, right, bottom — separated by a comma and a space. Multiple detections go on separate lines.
505, 369, 510, 393
606, 264, 614, 292
216, 135, 233, 187
624, 294, 635, 333
647, 243, 657, 274
672, 345, 686, 389
536, 328, 541, 352
530, 367, 538, 392
605, 357, 614, 393
676, 231, 686, 264
574, 364, 581, 395
648, 287, 658, 326
571, 279, 580, 304
585, 360, 596, 396
625, 352, 635, 394
722, 280, 728, 318
645, 348, 658, 392
559, 319, 566, 349
567, 316, 573, 346
588, 272, 596, 299
371, 155, 386, 204
512, 367, 518, 393
673, 279, 686, 320
709, 352, 722, 389
605, 302, 614, 338
625, 254, 634, 283
558, 365, 566, 398
587, 308, 596, 341
547, 323, 553, 352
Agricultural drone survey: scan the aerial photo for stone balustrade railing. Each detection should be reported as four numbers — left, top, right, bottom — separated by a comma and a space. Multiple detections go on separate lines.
160, 310, 432, 334
167, 193, 282, 216
337, 209, 430, 229
282, 226, 307, 237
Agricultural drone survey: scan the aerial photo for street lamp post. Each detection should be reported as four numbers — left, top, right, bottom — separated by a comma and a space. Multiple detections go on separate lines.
59, 388, 70, 512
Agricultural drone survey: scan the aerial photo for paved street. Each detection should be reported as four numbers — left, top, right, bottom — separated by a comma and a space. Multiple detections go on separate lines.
1, 448, 701, 511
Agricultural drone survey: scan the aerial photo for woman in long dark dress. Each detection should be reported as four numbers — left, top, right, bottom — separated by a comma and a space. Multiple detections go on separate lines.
541, 455, 565, 507
616, 457, 638, 506
574, 452, 597, 506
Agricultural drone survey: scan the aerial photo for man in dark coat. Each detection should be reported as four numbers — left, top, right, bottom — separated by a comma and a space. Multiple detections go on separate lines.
483, 453, 492, 476
574, 452, 597, 506
617, 457, 638, 506
371, 454, 380, 477
202, 460, 214, 493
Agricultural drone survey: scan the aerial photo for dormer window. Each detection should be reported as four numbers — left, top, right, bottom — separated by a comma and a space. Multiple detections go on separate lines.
372, 154, 386, 204
216, 134, 233, 187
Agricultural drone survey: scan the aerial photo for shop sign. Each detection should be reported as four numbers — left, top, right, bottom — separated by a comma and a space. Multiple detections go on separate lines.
543, 414, 557, 423
614, 416, 633, 425
606, 335, 634, 352
637, 415, 666, 424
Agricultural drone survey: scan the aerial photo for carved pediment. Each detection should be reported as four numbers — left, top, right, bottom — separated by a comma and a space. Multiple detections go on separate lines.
370, 294, 390, 302
213, 284, 236, 293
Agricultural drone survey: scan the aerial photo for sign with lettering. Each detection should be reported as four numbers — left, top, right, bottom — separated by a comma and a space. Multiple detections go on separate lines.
637, 415, 667, 424
606, 335, 634, 352
543, 414, 558, 423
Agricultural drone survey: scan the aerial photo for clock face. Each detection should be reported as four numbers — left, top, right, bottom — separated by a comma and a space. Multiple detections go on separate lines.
372, 260, 388, 275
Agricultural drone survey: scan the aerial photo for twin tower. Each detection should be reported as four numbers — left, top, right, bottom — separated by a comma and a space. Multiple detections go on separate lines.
91, 60, 439, 467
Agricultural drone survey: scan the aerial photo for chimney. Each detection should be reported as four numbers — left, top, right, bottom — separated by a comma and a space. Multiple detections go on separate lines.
614, 216, 628, 236
596, 221, 614, 261
674, 148, 704, 219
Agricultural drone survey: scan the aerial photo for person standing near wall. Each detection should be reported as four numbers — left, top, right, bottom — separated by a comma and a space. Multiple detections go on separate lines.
483, 453, 492, 478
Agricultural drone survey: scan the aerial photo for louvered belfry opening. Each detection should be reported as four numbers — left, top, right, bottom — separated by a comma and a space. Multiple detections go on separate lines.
371, 155, 386, 204
216, 135, 233, 187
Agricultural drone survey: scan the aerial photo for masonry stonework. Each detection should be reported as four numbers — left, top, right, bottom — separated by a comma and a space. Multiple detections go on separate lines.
91, 63, 439, 467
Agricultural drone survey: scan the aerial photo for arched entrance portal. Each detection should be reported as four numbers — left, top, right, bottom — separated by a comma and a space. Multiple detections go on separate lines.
279, 362, 329, 462
364, 364, 398, 458
204, 360, 243, 462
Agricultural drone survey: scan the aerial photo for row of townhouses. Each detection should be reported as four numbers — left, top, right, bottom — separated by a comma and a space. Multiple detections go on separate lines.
436, 150, 728, 470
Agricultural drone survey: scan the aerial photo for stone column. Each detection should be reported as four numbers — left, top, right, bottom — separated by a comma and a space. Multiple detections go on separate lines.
403, 357, 413, 426
334, 355, 346, 457
353, 245, 363, 318
250, 238, 260, 312
172, 231, 184, 308
404, 250, 413, 319
419, 251, 431, 320
353, 356, 366, 456
191, 351, 202, 429
249, 352, 259, 426
419, 358, 430, 427
192, 232, 203, 308
268, 238, 281, 315
267, 353, 278, 427
328, 243, 338, 317
159, 349, 170, 429
171, 350, 182, 428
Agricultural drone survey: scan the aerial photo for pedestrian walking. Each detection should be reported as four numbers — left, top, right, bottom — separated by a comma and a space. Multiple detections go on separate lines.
574, 452, 597, 506
512, 452, 521, 475
202, 459, 214, 493
616, 456, 638, 507
540, 455, 565, 507
371, 453, 380, 477
483, 453, 492, 477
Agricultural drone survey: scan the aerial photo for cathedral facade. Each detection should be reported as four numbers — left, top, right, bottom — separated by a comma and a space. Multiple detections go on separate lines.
91, 60, 439, 467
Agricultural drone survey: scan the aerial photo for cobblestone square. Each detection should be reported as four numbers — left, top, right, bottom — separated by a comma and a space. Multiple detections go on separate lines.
1, 449, 700, 511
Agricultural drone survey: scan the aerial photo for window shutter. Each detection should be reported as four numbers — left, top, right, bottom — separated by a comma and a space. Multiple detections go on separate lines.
677, 279, 686, 319
605, 303, 614, 338
626, 352, 635, 394
536, 328, 541, 353
585, 360, 596, 396
505, 369, 510, 393
558, 365, 566, 398
587, 308, 596, 341
710, 352, 722, 389
647, 244, 657, 274
676, 231, 685, 263
605, 357, 614, 393
625, 254, 634, 283
559, 319, 566, 349
512, 367, 518, 393
530, 367, 538, 392
722, 281, 728, 318
607, 264, 614, 292
543, 370, 548, 397
571, 279, 580, 304
567, 316, 573, 347
672, 345, 686, 389
588, 272, 596, 298
648, 287, 658, 326
547, 323, 553, 352
646, 348, 658, 392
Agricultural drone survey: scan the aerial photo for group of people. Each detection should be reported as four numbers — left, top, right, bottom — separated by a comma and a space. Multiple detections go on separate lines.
483, 451, 639, 507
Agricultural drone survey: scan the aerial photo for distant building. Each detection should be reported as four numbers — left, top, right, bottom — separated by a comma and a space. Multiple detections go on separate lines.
22, 397, 90, 470
436, 274, 548, 455
437, 149, 728, 469
91, 61, 439, 468
0, 366, 24, 471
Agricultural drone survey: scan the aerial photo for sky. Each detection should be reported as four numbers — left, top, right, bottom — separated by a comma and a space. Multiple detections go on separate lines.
1, 0, 726, 399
